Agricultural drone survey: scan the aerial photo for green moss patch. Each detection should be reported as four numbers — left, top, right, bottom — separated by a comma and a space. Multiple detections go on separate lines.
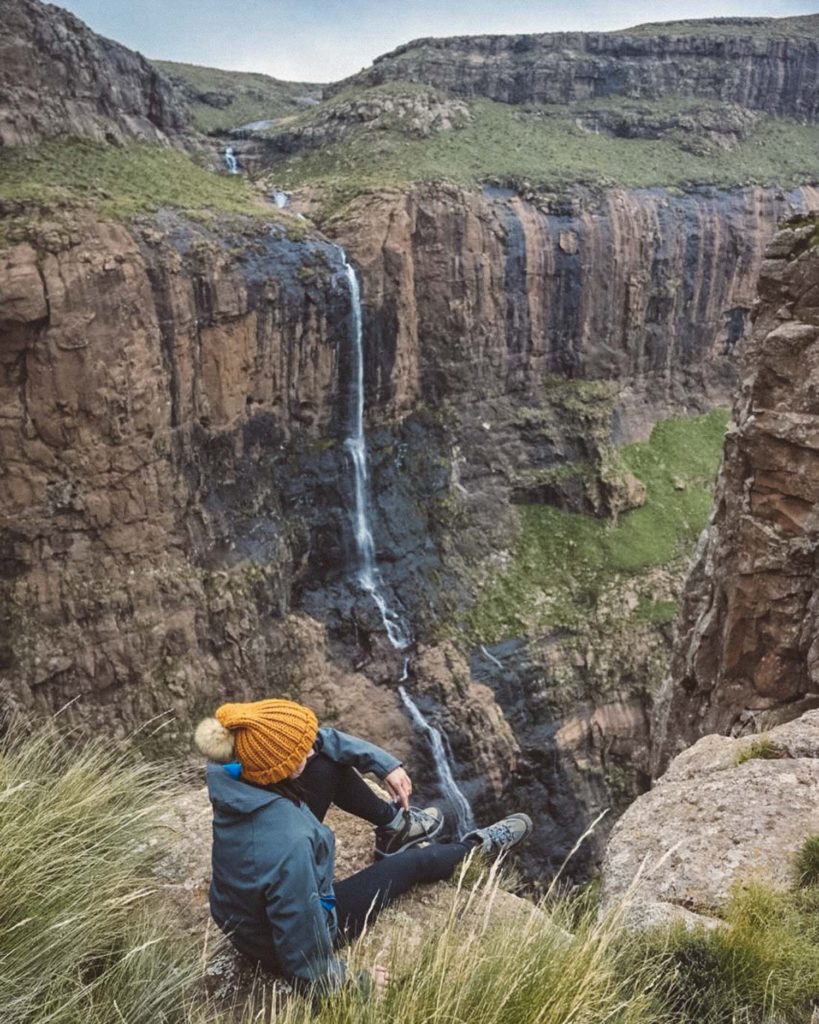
469, 408, 729, 642
0, 139, 273, 229
735, 737, 787, 765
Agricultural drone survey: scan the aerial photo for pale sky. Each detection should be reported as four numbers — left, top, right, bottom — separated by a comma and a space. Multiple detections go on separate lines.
54, 0, 818, 83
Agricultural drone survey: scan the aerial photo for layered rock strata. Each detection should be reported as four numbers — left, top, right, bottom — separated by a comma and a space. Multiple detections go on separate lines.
0, 0, 189, 145
331, 18, 819, 121
657, 216, 819, 764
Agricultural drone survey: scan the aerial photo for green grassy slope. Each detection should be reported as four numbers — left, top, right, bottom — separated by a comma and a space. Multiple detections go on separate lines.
153, 60, 323, 134
469, 409, 730, 643
263, 87, 819, 198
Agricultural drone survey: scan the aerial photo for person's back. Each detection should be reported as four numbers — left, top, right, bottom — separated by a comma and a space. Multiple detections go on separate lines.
207, 762, 339, 980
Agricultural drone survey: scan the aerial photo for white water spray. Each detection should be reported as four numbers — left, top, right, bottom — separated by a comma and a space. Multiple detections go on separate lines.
399, 685, 475, 836
341, 255, 411, 650
272, 191, 289, 209
223, 147, 239, 174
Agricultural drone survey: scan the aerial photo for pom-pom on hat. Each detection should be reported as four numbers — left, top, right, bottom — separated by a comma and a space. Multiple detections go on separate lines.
194, 698, 318, 785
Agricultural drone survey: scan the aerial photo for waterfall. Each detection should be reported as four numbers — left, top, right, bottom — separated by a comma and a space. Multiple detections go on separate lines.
399, 686, 475, 836
223, 147, 239, 174
340, 255, 412, 650
338, 254, 472, 830
271, 191, 289, 208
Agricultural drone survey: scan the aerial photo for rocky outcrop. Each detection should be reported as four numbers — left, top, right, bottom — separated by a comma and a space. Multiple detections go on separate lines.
258, 89, 471, 151
657, 215, 819, 764
602, 710, 819, 928
0, 0, 189, 145
330, 17, 819, 121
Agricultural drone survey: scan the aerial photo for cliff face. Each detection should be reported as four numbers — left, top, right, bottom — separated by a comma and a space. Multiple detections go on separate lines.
330, 20, 819, 120
329, 184, 819, 424
3, 184, 818, 873
657, 216, 819, 766
0, 0, 189, 145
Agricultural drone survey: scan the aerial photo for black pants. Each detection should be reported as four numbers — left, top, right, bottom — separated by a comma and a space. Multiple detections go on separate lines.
300, 754, 471, 940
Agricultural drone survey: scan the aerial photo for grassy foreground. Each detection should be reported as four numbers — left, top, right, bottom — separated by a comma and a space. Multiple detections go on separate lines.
3, 727, 819, 1023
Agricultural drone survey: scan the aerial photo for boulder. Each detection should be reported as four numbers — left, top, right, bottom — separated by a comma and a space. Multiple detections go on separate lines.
601, 710, 819, 929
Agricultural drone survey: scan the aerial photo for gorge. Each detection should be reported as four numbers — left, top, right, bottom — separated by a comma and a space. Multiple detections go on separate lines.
1, 0, 819, 883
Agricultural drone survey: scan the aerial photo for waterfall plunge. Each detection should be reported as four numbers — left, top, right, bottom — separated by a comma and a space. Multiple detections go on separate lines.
341, 256, 411, 650
399, 685, 475, 836
339, 253, 474, 830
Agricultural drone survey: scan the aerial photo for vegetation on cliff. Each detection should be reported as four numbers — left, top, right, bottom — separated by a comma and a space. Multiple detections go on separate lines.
261, 84, 819, 204
469, 409, 730, 643
0, 140, 273, 230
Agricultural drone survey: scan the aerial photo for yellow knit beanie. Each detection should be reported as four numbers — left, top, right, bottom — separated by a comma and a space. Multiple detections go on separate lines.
194, 699, 318, 785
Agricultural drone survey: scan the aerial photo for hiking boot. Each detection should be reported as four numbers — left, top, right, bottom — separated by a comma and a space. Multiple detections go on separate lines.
461, 813, 533, 857
374, 805, 445, 858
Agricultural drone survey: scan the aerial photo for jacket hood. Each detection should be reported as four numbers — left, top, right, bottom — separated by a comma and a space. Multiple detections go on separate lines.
206, 762, 281, 815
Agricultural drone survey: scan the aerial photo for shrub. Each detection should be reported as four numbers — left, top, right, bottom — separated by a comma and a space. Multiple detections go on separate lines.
0, 726, 199, 1024
734, 738, 786, 765
634, 883, 819, 1024
794, 834, 819, 889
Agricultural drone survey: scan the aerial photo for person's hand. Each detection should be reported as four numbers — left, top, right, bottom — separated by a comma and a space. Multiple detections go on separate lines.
373, 963, 390, 997
384, 766, 412, 811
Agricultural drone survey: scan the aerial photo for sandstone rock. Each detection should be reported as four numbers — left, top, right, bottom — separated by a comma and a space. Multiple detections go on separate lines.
257, 90, 471, 153
602, 710, 819, 924
657, 215, 819, 765
330, 19, 819, 120
0, 0, 189, 145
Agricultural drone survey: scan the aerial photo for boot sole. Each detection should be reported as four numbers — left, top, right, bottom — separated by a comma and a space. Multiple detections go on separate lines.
374, 814, 445, 859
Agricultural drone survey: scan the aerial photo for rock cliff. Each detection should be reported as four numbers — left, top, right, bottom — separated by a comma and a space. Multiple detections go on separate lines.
0, 0, 189, 145
330, 17, 819, 120
4, 0, 819, 880
657, 216, 819, 764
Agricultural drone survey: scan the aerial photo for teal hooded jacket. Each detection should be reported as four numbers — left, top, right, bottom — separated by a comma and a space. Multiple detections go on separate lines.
206, 727, 400, 989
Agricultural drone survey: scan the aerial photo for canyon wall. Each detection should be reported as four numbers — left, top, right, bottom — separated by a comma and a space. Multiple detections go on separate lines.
0, 0, 189, 145
331, 21, 819, 121
657, 216, 819, 767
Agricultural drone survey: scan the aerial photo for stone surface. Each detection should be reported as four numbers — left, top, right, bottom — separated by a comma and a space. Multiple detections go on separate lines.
256, 89, 471, 151
656, 216, 819, 766
602, 710, 819, 922
0, 0, 190, 145
330, 18, 819, 121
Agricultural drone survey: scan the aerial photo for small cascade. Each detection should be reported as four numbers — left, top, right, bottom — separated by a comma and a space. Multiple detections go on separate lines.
399, 685, 475, 836
340, 254, 412, 650
271, 191, 289, 208
223, 146, 240, 174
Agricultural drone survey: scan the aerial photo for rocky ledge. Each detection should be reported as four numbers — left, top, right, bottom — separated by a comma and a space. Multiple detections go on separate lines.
603, 709, 819, 930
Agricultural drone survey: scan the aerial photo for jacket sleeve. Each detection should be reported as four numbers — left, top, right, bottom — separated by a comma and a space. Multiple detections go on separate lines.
315, 726, 401, 779
261, 832, 346, 990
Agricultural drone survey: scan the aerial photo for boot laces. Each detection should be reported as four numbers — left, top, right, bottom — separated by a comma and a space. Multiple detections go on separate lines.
486, 822, 515, 847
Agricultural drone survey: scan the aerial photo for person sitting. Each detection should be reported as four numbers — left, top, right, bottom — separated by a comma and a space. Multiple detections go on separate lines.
194, 697, 532, 995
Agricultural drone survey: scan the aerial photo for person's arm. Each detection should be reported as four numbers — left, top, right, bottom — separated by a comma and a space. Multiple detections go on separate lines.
314, 726, 401, 780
